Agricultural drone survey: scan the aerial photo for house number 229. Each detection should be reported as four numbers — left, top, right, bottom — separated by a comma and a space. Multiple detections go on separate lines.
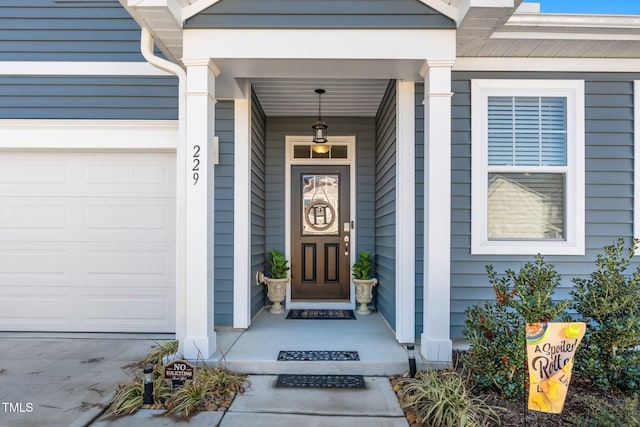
192, 145, 200, 185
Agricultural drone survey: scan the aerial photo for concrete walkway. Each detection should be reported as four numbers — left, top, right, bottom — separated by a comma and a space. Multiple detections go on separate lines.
93, 375, 409, 427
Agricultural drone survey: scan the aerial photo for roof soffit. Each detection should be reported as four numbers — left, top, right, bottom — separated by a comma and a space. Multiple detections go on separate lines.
185, 0, 455, 29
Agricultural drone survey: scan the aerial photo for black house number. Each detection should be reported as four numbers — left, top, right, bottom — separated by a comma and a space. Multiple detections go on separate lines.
192, 145, 200, 185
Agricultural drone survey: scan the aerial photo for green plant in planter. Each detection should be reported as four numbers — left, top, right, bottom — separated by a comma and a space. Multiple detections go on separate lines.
268, 250, 290, 279
352, 251, 374, 280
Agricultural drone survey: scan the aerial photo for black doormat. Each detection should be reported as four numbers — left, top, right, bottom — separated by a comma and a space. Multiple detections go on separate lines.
275, 374, 365, 389
277, 350, 360, 361
286, 309, 356, 320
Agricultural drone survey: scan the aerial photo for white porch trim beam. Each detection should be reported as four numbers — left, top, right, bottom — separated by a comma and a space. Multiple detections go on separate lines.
395, 81, 416, 344
183, 29, 456, 61
233, 81, 252, 329
421, 60, 454, 365
182, 58, 219, 359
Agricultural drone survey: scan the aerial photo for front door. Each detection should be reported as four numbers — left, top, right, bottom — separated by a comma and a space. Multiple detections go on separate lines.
291, 165, 350, 300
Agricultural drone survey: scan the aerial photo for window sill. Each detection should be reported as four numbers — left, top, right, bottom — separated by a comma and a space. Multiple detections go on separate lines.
471, 241, 585, 256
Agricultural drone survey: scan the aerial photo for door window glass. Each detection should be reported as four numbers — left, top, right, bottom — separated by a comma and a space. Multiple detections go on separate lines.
302, 174, 339, 235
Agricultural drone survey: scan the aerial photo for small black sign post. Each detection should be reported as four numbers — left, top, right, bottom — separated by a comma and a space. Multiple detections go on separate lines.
164, 360, 195, 390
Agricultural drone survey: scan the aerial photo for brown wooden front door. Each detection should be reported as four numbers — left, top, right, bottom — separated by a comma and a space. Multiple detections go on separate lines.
291, 165, 350, 300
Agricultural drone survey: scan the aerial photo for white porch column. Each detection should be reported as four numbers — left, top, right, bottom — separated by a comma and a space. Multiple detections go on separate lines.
395, 80, 416, 344
421, 60, 454, 364
181, 59, 220, 359
233, 81, 252, 328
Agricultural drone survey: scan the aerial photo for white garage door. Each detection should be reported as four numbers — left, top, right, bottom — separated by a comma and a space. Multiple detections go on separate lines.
0, 151, 176, 333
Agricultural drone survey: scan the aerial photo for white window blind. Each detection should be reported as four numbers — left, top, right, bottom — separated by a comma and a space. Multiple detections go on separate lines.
488, 96, 567, 167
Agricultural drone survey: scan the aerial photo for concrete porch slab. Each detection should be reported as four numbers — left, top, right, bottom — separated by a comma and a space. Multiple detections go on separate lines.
212, 310, 422, 376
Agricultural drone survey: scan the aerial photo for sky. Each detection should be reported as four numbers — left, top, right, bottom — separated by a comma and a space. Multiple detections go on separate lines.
531, 0, 640, 15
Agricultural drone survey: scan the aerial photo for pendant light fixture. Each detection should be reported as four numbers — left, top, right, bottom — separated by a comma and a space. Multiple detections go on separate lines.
312, 88, 328, 143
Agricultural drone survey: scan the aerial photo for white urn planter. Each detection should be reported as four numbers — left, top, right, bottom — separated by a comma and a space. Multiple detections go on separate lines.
263, 277, 288, 314
257, 271, 289, 314
353, 278, 378, 315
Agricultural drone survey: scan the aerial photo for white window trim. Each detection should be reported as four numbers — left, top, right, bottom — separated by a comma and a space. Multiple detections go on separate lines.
471, 79, 585, 255
634, 81, 640, 241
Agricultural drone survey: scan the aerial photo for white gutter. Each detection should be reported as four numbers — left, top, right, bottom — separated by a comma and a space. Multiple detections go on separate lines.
140, 27, 187, 346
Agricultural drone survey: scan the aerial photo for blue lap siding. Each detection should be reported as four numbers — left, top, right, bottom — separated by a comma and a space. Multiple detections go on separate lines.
374, 81, 397, 329
214, 100, 235, 326
251, 92, 268, 317
0, 0, 144, 61
449, 71, 638, 339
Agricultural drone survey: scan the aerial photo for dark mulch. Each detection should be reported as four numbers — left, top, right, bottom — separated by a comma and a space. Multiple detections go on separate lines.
486, 379, 624, 426
392, 351, 633, 427
393, 374, 628, 426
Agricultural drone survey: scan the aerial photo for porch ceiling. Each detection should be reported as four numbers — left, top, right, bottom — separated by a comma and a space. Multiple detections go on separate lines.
250, 79, 390, 117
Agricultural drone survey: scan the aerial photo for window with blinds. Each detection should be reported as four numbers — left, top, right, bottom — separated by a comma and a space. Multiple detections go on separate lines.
471, 79, 584, 255
487, 96, 567, 240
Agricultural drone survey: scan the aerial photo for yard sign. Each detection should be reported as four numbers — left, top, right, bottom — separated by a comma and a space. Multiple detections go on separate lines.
526, 322, 586, 413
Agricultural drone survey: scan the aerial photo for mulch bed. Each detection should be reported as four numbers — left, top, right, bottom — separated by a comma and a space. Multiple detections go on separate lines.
391, 364, 631, 427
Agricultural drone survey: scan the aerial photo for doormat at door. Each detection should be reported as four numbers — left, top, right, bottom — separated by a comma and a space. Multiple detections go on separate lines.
277, 350, 360, 361
286, 309, 356, 320
275, 374, 365, 389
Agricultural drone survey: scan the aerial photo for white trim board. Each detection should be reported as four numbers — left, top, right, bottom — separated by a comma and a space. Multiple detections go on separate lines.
233, 89, 252, 329
634, 81, 640, 241
454, 58, 640, 73
395, 80, 416, 344
284, 135, 357, 310
184, 29, 456, 61
0, 62, 172, 76
0, 120, 178, 150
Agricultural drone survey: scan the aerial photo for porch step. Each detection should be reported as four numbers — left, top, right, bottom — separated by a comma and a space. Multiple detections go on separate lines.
215, 357, 411, 376
210, 311, 420, 376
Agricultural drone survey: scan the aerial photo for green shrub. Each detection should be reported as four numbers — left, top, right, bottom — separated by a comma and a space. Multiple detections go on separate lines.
267, 250, 289, 279
352, 251, 374, 280
462, 256, 568, 400
400, 369, 502, 427
571, 237, 640, 391
577, 394, 640, 427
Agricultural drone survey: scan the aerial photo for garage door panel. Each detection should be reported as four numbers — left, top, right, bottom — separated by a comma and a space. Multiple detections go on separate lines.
0, 151, 176, 333
84, 159, 173, 187
0, 286, 174, 332
0, 159, 67, 187
83, 291, 174, 332
0, 153, 175, 197
0, 199, 174, 242
83, 200, 175, 239
0, 203, 67, 231
0, 250, 70, 277
0, 288, 70, 327
84, 250, 172, 278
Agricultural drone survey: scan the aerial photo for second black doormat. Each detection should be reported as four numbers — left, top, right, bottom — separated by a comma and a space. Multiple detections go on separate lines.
277, 350, 360, 361
275, 374, 365, 389
286, 309, 356, 320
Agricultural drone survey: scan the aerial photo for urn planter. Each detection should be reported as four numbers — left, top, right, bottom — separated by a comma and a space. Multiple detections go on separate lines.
353, 278, 378, 315
263, 277, 289, 314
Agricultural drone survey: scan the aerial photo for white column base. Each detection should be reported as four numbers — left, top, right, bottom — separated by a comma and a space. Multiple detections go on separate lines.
183, 332, 217, 360
420, 335, 453, 366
